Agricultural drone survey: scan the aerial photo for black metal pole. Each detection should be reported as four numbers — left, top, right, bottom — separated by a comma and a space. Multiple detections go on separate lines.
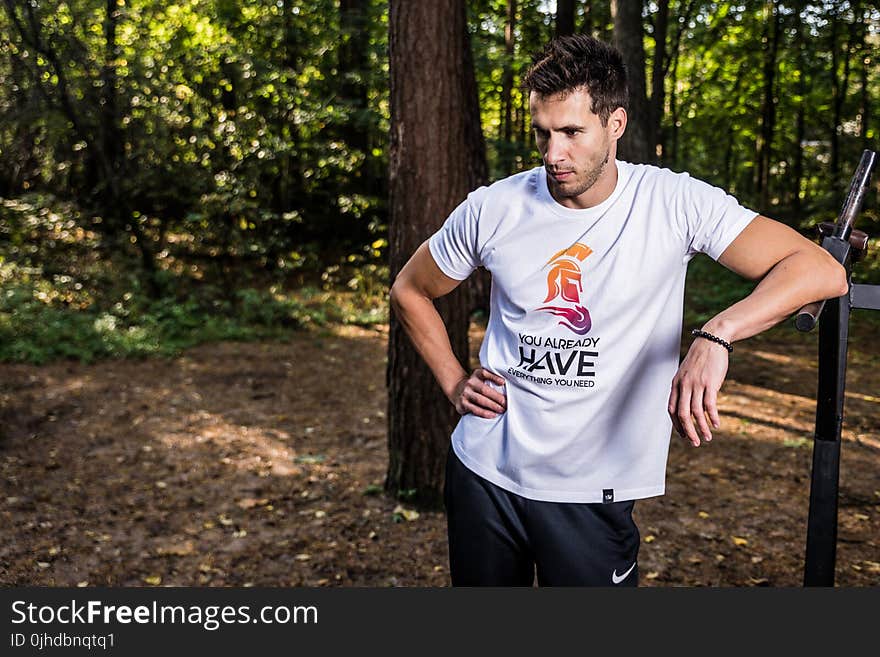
798, 150, 875, 587
803, 264, 850, 586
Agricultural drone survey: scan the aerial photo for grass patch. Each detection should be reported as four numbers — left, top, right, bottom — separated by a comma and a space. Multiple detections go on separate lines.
0, 267, 388, 365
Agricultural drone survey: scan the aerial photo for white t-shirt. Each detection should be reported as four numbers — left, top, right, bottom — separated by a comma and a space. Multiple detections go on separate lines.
428, 161, 757, 503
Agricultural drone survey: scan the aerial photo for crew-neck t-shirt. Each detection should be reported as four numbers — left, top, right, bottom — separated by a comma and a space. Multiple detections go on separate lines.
427, 160, 757, 503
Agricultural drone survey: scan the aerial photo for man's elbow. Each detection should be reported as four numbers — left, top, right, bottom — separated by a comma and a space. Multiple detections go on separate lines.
809, 254, 849, 300
389, 275, 421, 314
389, 276, 406, 313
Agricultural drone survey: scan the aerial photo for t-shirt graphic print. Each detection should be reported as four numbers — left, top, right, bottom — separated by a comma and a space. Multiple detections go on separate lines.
537, 242, 593, 334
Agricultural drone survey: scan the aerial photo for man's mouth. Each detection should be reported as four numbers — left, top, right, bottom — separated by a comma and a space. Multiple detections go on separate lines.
549, 170, 574, 182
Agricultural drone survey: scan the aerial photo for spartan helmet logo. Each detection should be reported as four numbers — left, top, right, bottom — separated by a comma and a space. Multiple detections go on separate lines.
536, 243, 593, 335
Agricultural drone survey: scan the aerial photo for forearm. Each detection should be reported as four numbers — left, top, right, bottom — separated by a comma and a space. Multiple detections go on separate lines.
702, 250, 848, 343
390, 286, 468, 401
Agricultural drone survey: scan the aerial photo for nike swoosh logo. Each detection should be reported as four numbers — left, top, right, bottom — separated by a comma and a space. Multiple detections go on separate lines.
611, 562, 637, 584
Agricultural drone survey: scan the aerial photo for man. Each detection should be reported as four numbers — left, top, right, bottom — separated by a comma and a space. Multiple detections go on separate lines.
388, 35, 847, 586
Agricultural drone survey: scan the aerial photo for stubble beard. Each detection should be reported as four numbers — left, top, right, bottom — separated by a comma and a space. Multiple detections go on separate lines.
549, 147, 611, 199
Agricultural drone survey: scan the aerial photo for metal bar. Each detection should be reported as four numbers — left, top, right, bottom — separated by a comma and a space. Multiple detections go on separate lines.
851, 284, 880, 311
804, 440, 842, 586
796, 150, 877, 332
803, 272, 851, 586
834, 149, 877, 241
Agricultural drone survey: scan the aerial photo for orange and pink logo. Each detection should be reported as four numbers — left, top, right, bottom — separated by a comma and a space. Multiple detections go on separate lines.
536, 242, 593, 334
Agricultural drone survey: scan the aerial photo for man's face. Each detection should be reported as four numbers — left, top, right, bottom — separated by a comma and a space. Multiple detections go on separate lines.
529, 88, 622, 208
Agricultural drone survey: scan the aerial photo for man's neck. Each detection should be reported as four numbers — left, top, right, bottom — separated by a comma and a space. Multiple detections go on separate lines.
550, 160, 619, 210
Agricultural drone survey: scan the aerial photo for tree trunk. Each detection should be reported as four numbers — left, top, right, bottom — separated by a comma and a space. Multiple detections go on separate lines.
669, 47, 679, 169
102, 0, 122, 193
792, 10, 806, 217
859, 18, 870, 151
755, 0, 781, 211
649, 0, 668, 163
517, 82, 527, 146
106, 0, 159, 294
556, 0, 576, 37
590, 1, 612, 41
499, 0, 517, 174
387, 0, 488, 509
275, 0, 304, 217
339, 0, 370, 157
829, 7, 856, 196
611, 0, 651, 163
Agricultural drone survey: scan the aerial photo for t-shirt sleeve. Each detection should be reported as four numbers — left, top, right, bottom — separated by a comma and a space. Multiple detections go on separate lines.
677, 174, 758, 261
427, 191, 483, 280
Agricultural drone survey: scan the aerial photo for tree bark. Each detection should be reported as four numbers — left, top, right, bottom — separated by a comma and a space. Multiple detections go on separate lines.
555, 0, 576, 37
387, 0, 488, 509
829, 6, 857, 195
590, 1, 612, 41
499, 0, 517, 174
669, 47, 679, 169
611, 0, 651, 163
792, 10, 807, 216
273, 0, 304, 217
649, 0, 668, 163
859, 16, 870, 151
755, 0, 781, 211
102, 0, 122, 191
339, 0, 371, 160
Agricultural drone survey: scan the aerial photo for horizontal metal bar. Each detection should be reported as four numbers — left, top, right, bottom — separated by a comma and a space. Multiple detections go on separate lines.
851, 284, 880, 311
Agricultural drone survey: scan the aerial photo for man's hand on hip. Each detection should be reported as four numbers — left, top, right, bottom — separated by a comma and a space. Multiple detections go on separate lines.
667, 339, 729, 447
451, 368, 507, 419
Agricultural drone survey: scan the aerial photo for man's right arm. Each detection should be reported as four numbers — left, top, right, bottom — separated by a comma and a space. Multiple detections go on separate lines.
389, 241, 506, 419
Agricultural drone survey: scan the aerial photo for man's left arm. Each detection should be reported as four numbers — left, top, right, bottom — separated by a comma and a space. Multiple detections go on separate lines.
668, 215, 849, 447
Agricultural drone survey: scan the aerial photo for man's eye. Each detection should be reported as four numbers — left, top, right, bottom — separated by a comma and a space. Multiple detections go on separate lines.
564, 130, 579, 137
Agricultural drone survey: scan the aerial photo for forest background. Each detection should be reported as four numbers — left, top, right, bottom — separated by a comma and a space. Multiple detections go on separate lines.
0, 0, 877, 367
1, 1, 879, 587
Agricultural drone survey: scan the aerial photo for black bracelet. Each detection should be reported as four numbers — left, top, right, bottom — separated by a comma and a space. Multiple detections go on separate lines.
691, 328, 733, 353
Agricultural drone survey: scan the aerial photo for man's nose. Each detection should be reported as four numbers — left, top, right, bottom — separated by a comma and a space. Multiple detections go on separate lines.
544, 134, 565, 165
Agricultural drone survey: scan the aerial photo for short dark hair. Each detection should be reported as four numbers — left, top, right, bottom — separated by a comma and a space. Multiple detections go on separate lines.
521, 34, 628, 126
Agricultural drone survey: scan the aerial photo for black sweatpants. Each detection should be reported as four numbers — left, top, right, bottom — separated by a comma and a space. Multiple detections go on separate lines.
444, 446, 640, 587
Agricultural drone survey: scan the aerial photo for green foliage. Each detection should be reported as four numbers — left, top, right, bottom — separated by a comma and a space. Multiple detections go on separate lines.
0, 263, 388, 364
396, 487, 418, 502
0, 1, 877, 364
684, 254, 757, 328
362, 483, 383, 496
0, 278, 279, 364
668, 1, 878, 222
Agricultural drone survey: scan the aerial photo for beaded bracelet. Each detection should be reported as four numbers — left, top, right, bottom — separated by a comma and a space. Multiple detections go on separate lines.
691, 328, 733, 353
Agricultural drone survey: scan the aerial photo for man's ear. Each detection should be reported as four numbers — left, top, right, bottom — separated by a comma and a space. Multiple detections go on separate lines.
608, 107, 627, 140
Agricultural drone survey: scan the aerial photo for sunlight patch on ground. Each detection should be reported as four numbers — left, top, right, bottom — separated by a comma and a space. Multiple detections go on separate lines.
845, 391, 880, 404
155, 411, 304, 477
749, 349, 816, 369
721, 381, 879, 448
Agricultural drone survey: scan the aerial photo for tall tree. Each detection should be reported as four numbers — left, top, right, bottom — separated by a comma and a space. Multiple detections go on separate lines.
792, 2, 808, 216
499, 0, 518, 174
339, 0, 369, 157
587, 1, 612, 41
611, 0, 651, 163
556, 0, 576, 37
387, 0, 488, 507
755, 0, 781, 210
829, 3, 858, 197
648, 0, 669, 163
858, 11, 870, 152
2, 0, 160, 294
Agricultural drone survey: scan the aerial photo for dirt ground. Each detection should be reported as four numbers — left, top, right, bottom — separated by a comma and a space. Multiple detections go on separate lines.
1, 319, 878, 587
